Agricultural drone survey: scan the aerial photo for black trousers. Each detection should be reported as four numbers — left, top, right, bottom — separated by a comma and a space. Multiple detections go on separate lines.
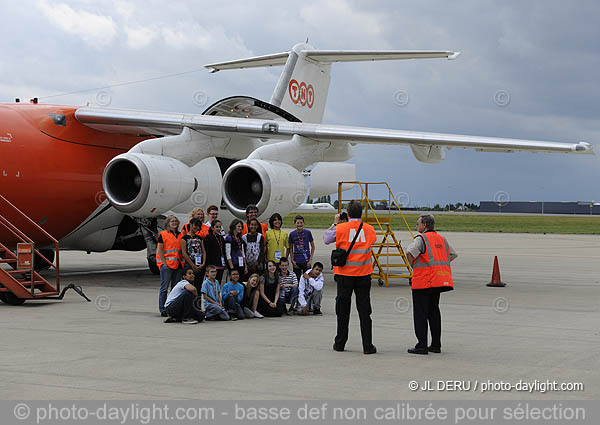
165, 291, 205, 322
191, 267, 205, 294
293, 262, 309, 282
215, 268, 225, 286
334, 274, 373, 350
411, 288, 441, 349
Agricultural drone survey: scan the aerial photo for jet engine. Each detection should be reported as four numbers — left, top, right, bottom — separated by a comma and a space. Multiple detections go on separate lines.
102, 153, 196, 217
222, 159, 307, 219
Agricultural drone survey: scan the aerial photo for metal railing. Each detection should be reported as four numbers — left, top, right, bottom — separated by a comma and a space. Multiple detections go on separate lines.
0, 194, 59, 295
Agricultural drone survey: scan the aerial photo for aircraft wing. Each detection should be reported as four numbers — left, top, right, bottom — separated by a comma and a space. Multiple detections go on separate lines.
75, 106, 594, 157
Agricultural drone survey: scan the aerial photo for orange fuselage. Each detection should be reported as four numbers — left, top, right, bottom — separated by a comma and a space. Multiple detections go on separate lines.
0, 103, 147, 245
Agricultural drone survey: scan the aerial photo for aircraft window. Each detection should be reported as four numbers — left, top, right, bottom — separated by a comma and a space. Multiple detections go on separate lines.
48, 113, 66, 126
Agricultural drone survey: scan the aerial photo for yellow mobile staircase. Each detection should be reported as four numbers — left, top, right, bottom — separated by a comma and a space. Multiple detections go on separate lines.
337, 182, 413, 287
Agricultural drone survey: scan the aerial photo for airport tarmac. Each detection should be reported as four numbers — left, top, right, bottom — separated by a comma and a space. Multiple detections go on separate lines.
1, 230, 599, 400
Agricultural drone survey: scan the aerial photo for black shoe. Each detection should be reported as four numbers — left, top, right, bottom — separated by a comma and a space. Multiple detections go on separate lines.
313, 309, 322, 315
160, 311, 168, 317
333, 343, 345, 352
407, 347, 428, 355
428, 346, 441, 353
363, 345, 377, 355
284, 309, 292, 316
164, 317, 180, 323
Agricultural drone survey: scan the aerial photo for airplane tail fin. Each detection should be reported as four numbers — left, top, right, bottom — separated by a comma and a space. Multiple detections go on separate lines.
205, 44, 459, 124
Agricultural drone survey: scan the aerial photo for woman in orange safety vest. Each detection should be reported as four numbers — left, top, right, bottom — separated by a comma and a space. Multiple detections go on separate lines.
157, 215, 183, 316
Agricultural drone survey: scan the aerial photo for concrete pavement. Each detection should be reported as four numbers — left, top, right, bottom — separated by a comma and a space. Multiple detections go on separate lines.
1, 230, 598, 400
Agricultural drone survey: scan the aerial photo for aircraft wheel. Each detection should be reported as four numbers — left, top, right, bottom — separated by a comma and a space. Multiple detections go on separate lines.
4, 292, 26, 305
148, 258, 160, 275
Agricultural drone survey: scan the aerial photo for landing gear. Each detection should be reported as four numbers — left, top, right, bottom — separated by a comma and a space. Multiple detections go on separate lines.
138, 217, 162, 275
148, 257, 160, 275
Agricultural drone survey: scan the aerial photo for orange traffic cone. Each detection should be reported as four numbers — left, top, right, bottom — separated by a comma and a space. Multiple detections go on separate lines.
486, 256, 506, 287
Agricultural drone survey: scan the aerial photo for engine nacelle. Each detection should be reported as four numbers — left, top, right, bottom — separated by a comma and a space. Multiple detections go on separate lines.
102, 153, 196, 217
222, 159, 307, 219
171, 157, 223, 214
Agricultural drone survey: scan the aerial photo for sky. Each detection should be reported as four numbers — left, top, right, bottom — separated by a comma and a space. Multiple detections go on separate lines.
1, 0, 598, 207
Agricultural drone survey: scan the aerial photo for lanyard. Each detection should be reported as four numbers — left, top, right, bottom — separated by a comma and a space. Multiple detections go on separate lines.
272, 229, 282, 246
232, 234, 242, 251
296, 229, 305, 246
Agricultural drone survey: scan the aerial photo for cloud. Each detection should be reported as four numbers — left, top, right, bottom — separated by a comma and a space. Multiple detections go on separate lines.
161, 22, 212, 50
3, 0, 598, 205
37, 0, 117, 48
125, 26, 158, 49
114, 0, 135, 19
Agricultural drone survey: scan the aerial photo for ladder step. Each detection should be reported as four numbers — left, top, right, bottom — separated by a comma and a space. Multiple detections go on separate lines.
6, 269, 33, 274
34, 291, 59, 297
18, 280, 49, 288
364, 217, 389, 223
0, 258, 17, 263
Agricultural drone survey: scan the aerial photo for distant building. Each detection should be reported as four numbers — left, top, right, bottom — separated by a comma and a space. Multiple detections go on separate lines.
479, 201, 599, 215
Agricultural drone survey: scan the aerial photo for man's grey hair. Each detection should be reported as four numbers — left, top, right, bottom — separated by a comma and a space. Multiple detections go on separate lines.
419, 214, 435, 231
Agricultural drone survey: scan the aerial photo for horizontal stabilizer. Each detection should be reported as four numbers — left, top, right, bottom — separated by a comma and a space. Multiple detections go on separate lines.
205, 52, 289, 72
204, 50, 459, 72
303, 50, 460, 63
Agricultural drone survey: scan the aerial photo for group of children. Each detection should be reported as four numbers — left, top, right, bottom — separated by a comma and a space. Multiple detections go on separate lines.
156, 204, 325, 324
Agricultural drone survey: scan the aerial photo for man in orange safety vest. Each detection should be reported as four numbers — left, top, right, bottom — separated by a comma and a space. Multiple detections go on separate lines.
324, 200, 378, 355
405, 214, 457, 355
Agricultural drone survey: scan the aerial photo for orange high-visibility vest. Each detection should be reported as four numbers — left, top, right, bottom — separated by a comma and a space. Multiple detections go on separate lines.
182, 222, 210, 238
156, 230, 182, 269
242, 222, 268, 237
334, 221, 377, 276
411, 231, 454, 291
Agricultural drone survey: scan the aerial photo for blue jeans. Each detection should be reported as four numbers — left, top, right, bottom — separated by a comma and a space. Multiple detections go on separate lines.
159, 265, 182, 313
280, 285, 299, 309
205, 303, 230, 320
224, 296, 245, 320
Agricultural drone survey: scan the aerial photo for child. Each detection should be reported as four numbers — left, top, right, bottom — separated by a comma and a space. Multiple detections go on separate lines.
241, 273, 263, 318
225, 219, 248, 281
180, 218, 206, 290
201, 265, 230, 320
297, 262, 324, 316
221, 269, 245, 320
288, 215, 315, 282
242, 218, 265, 276
257, 260, 284, 317
265, 213, 288, 265
278, 257, 299, 315
164, 268, 205, 324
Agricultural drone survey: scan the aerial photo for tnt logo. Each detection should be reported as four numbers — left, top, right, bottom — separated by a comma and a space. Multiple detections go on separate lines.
288, 79, 314, 108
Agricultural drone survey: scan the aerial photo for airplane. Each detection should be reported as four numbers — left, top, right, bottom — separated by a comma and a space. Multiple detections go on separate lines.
296, 203, 336, 212
0, 43, 594, 276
